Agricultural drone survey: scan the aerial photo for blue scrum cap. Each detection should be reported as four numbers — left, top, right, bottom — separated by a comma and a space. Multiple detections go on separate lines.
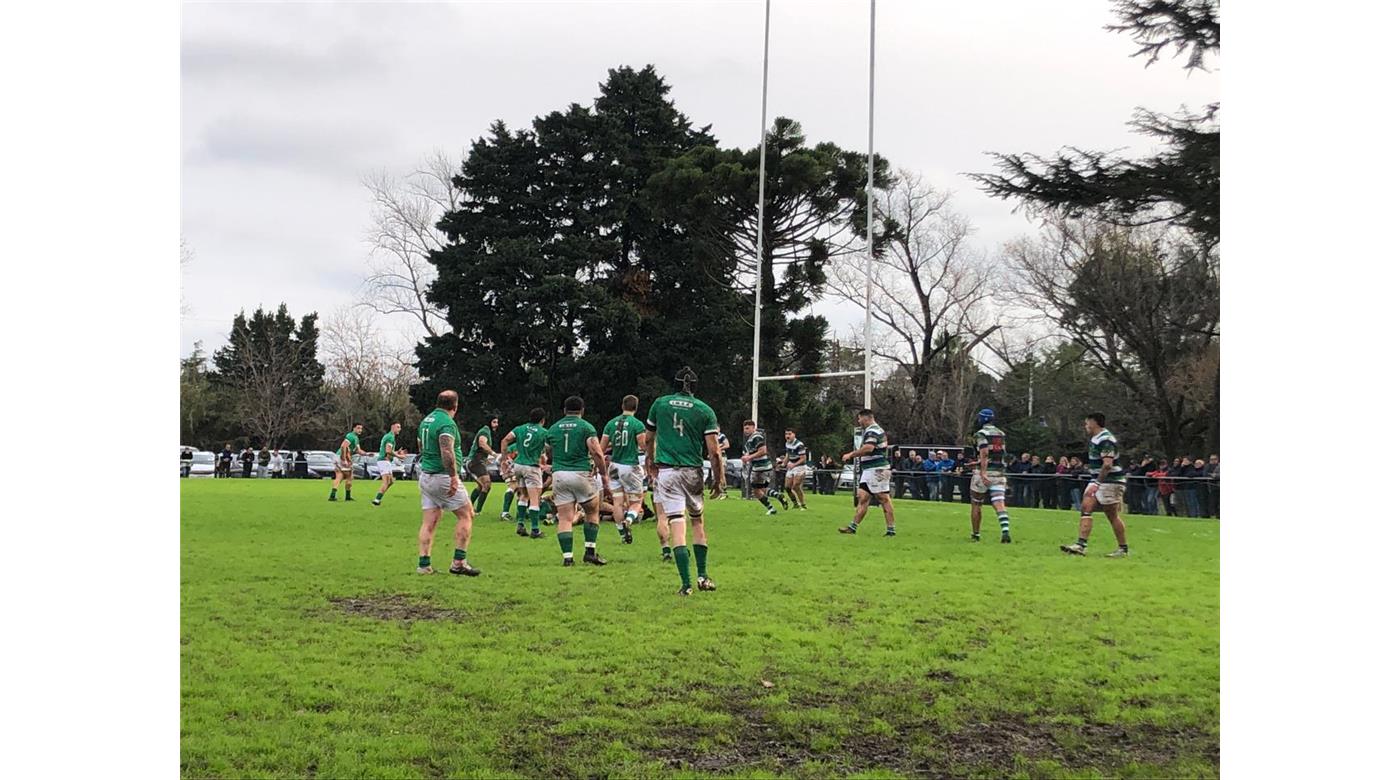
976, 408, 995, 424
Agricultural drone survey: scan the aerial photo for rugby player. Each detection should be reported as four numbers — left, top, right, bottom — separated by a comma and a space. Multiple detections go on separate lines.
782, 428, 809, 510
543, 396, 612, 566
328, 423, 367, 501
968, 408, 1012, 543
740, 421, 788, 514
1061, 413, 1131, 557
838, 409, 897, 536
413, 390, 481, 576
644, 367, 725, 595
372, 422, 407, 506
602, 395, 648, 545
465, 413, 500, 513
500, 409, 548, 537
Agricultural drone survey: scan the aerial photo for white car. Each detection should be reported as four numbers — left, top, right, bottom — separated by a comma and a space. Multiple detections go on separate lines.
837, 464, 856, 490
185, 451, 216, 478
303, 450, 340, 478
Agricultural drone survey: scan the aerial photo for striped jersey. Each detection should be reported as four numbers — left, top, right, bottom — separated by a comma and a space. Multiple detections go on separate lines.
856, 423, 890, 469
973, 424, 1009, 472
784, 437, 807, 467
744, 430, 773, 471
1088, 429, 1126, 483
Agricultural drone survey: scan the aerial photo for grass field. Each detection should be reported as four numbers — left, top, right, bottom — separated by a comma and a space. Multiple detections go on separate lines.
181, 478, 1219, 779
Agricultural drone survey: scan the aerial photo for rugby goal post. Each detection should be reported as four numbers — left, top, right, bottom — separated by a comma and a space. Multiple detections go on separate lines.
749, 0, 877, 424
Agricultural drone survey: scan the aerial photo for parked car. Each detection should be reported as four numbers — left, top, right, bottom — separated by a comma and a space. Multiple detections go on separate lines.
353, 453, 405, 479
400, 454, 419, 479
837, 464, 856, 490
303, 450, 339, 478
184, 451, 215, 478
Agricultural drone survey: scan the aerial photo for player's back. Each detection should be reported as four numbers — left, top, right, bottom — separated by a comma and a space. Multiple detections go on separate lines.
647, 392, 717, 467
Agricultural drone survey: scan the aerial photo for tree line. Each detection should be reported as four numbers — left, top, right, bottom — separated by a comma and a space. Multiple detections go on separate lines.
180, 0, 1219, 462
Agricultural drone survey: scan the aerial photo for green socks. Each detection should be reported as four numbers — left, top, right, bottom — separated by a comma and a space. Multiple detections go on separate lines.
694, 544, 708, 580
516, 502, 528, 523
997, 511, 1010, 533
502, 490, 515, 513
453, 548, 466, 561
418, 555, 430, 568
583, 522, 599, 550
529, 507, 541, 531
558, 530, 574, 559
673, 544, 692, 588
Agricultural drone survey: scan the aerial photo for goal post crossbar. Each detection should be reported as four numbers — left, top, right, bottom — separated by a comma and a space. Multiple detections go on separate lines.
757, 370, 865, 382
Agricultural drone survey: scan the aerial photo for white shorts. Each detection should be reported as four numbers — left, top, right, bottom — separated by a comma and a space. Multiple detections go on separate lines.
419, 473, 469, 512
612, 463, 644, 495
553, 471, 598, 506
785, 465, 808, 480
656, 466, 705, 519
859, 466, 891, 494
970, 471, 1008, 501
515, 464, 544, 489
499, 458, 514, 479
1088, 481, 1125, 506
376, 460, 395, 477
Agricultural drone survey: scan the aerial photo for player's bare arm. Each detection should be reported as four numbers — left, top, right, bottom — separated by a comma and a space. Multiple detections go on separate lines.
706, 432, 725, 499
440, 433, 459, 494
586, 435, 613, 505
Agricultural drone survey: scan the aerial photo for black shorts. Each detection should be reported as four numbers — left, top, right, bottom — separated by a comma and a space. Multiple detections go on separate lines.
466, 459, 490, 479
751, 468, 772, 488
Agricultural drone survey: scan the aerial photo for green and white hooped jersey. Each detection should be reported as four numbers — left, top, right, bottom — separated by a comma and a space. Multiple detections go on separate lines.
784, 438, 807, 466
1088, 429, 1126, 483
857, 424, 890, 469
744, 431, 773, 471
974, 424, 1008, 472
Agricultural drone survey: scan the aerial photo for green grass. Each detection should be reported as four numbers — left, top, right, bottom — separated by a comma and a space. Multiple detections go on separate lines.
181, 479, 1218, 779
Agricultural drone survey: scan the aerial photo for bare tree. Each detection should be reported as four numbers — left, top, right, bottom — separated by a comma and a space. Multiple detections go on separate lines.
359, 150, 463, 338
828, 173, 1001, 439
1004, 216, 1218, 455
321, 307, 420, 435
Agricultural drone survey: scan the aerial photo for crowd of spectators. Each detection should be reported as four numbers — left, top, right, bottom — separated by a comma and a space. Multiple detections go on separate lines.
801, 448, 1219, 517
212, 445, 310, 478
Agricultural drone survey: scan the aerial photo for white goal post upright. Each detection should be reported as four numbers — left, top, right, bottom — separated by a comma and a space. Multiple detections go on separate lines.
750, 0, 877, 426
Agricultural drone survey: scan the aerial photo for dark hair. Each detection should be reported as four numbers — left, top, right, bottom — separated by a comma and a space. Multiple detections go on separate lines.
857, 408, 873, 418
742, 419, 756, 427
784, 427, 795, 434
352, 422, 363, 429
622, 394, 639, 412
436, 390, 458, 410
529, 407, 546, 423
563, 395, 585, 413
1085, 412, 1106, 427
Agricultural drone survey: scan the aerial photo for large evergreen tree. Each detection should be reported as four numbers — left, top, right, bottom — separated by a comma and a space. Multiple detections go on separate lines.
211, 304, 325, 448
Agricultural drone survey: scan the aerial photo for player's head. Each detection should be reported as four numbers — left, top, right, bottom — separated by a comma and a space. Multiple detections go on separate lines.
563, 395, 585, 415
856, 408, 874, 425
976, 407, 995, 426
673, 366, 699, 394
436, 390, 459, 414
529, 406, 546, 424
784, 428, 795, 441
622, 394, 639, 413
353, 423, 364, 434
488, 411, 500, 429
390, 422, 401, 433
742, 419, 756, 434
1083, 412, 1106, 434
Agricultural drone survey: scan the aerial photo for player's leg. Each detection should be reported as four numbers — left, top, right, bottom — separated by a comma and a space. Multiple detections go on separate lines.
417, 507, 441, 573
691, 511, 715, 591
469, 464, 492, 513
878, 492, 896, 536
515, 477, 530, 530
329, 465, 342, 500
654, 490, 672, 561
1098, 483, 1129, 556
657, 468, 695, 593
580, 492, 607, 566
500, 479, 515, 521
970, 489, 985, 540
753, 471, 778, 514
990, 488, 1012, 543
448, 503, 481, 575
342, 467, 355, 501
373, 466, 394, 506
1062, 485, 1100, 555
840, 481, 873, 533
555, 499, 578, 565
791, 470, 808, 509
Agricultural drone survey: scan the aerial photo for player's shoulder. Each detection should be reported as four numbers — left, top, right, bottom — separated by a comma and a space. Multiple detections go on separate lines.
1092, 429, 1116, 443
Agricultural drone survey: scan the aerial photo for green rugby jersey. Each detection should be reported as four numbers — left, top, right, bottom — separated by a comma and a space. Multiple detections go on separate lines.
466, 424, 494, 460
973, 424, 1009, 472
1088, 429, 1126, 483
342, 431, 360, 455
545, 415, 598, 472
509, 423, 547, 466
603, 413, 646, 466
378, 431, 396, 459
743, 430, 773, 471
416, 410, 463, 475
856, 423, 890, 469
645, 392, 720, 468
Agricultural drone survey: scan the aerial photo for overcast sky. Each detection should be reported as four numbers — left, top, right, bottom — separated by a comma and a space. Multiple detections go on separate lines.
181, 0, 1218, 361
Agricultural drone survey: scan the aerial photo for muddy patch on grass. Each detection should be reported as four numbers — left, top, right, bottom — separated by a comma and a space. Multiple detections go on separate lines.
648, 691, 1218, 777
327, 594, 462, 622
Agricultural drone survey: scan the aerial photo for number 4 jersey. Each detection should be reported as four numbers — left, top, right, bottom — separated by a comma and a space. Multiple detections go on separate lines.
645, 393, 720, 467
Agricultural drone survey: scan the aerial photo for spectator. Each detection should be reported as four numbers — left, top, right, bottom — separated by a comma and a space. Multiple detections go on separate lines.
1008, 452, 1032, 507
269, 449, 284, 478
1038, 454, 1058, 509
817, 455, 837, 495
934, 450, 955, 501
1186, 458, 1207, 517
240, 447, 254, 478
1067, 456, 1087, 508
892, 449, 909, 499
180, 448, 194, 477
920, 450, 938, 501
1205, 454, 1220, 517
294, 450, 308, 479
1027, 455, 1043, 507
1155, 459, 1176, 516
953, 451, 972, 503
1166, 457, 1188, 515
907, 451, 926, 500
1136, 456, 1159, 514
257, 446, 271, 479
1056, 456, 1072, 509
217, 444, 233, 478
